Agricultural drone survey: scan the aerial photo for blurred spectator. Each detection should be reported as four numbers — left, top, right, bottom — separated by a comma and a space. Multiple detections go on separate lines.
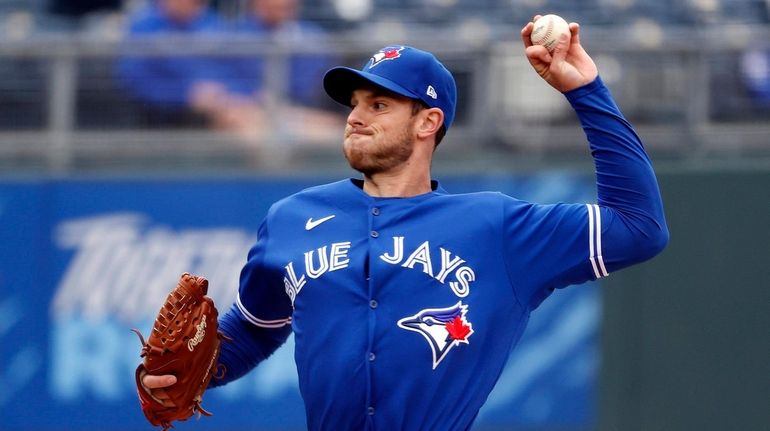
114, 0, 228, 127
233, 0, 337, 107
189, 0, 343, 143
740, 49, 770, 107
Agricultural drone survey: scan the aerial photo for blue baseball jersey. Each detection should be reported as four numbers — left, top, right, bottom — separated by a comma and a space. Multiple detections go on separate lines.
211, 77, 668, 430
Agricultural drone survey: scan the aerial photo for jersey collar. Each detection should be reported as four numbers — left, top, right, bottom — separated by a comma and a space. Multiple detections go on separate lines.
348, 178, 447, 200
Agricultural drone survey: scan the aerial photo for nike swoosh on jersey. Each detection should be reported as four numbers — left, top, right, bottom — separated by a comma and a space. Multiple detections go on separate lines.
305, 215, 336, 230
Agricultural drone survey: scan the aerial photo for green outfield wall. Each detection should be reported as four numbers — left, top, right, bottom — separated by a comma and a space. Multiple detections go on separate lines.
600, 165, 770, 431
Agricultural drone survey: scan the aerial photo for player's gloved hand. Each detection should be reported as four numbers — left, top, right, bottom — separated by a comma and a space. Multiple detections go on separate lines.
141, 374, 178, 408
520, 15, 599, 93
132, 272, 227, 430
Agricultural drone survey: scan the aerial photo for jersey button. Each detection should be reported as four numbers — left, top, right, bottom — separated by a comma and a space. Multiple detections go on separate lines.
372, 207, 380, 216
369, 300, 378, 309
368, 406, 375, 416
370, 230, 379, 238
368, 352, 376, 361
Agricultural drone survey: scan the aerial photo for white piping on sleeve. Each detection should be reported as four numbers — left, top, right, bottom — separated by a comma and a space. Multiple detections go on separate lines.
587, 204, 609, 278
236, 293, 292, 328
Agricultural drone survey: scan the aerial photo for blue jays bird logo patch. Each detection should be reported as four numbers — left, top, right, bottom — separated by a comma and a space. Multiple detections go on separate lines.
397, 301, 474, 369
368, 46, 404, 69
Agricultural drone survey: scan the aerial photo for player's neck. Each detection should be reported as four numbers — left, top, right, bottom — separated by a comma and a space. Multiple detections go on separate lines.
362, 168, 432, 198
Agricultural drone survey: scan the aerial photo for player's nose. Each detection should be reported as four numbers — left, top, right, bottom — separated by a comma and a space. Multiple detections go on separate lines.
346, 104, 366, 127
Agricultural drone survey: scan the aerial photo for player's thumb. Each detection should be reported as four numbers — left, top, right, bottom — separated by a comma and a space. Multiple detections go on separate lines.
571, 23, 582, 46
550, 32, 571, 64
144, 374, 177, 388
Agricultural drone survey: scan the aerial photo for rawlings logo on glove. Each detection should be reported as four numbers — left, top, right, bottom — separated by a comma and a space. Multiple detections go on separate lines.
132, 273, 228, 431
188, 317, 208, 351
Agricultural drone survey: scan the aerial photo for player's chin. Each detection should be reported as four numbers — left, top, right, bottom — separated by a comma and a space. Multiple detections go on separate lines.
343, 135, 370, 157
343, 145, 376, 174
345, 153, 370, 175
343, 141, 362, 163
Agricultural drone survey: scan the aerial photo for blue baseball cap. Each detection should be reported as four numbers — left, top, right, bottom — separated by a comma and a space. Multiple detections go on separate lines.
323, 45, 457, 130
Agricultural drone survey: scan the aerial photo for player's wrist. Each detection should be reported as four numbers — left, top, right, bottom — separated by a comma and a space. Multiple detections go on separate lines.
563, 75, 604, 100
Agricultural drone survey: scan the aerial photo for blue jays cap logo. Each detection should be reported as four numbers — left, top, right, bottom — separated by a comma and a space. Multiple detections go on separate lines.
368, 46, 405, 69
397, 301, 474, 370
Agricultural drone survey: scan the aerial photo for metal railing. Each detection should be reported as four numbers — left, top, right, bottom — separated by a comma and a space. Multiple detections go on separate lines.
0, 25, 769, 174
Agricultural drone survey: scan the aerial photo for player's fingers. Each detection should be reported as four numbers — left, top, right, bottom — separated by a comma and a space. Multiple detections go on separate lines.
143, 374, 177, 389
152, 388, 177, 408
525, 45, 551, 64
520, 21, 534, 47
520, 15, 545, 47
570, 22, 581, 46
549, 32, 571, 64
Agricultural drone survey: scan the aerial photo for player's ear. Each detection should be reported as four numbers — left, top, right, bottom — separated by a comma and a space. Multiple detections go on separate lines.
416, 107, 444, 140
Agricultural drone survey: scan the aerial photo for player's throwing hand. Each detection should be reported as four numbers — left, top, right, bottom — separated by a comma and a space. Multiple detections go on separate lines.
521, 15, 598, 93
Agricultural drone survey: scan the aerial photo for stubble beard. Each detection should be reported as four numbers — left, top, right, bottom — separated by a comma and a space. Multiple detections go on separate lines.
344, 121, 415, 177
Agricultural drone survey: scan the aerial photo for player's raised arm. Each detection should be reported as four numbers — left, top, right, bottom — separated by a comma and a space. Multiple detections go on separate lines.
520, 16, 669, 274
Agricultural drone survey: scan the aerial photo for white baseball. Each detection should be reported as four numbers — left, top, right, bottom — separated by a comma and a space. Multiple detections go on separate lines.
530, 14, 570, 53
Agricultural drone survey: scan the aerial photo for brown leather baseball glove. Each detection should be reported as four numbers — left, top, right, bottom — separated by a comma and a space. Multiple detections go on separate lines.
132, 272, 227, 431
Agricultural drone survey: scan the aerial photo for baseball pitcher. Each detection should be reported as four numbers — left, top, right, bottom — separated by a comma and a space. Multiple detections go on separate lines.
137, 16, 669, 431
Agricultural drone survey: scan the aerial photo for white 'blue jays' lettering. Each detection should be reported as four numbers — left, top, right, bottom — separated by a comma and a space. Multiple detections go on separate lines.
283, 237, 476, 305
380, 236, 475, 297
284, 241, 351, 306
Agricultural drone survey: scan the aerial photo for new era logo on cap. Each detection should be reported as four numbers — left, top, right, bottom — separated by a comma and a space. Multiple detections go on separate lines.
426, 85, 437, 99
323, 45, 458, 130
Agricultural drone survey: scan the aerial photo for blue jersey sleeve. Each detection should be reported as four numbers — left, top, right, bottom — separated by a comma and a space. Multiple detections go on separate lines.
568, 77, 669, 263
502, 200, 596, 309
505, 77, 669, 310
209, 303, 291, 388
211, 216, 293, 387
234, 218, 294, 326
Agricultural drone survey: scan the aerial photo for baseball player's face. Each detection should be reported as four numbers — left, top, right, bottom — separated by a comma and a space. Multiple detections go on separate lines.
343, 88, 418, 176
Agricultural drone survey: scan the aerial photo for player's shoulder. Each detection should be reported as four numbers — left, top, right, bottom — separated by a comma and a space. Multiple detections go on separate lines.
435, 189, 547, 222
284, 179, 350, 202
265, 179, 351, 216
437, 189, 522, 207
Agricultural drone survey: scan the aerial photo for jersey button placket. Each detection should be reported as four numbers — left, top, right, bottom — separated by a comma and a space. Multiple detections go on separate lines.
366, 204, 381, 428
370, 207, 380, 239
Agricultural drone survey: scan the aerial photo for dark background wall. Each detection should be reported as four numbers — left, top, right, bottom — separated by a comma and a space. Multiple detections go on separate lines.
600, 165, 770, 431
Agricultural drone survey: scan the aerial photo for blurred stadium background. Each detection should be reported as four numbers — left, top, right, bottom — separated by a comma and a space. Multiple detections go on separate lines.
0, 0, 768, 430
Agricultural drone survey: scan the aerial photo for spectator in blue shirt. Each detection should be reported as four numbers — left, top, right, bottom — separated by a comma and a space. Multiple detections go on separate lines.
189, 0, 343, 143
231, 0, 337, 107
114, 0, 229, 127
